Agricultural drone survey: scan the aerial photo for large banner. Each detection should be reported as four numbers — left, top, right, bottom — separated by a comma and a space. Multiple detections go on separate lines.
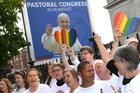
25, 0, 93, 60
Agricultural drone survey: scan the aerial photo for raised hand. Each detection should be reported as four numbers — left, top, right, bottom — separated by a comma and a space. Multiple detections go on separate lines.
93, 34, 101, 42
60, 44, 67, 52
45, 24, 53, 36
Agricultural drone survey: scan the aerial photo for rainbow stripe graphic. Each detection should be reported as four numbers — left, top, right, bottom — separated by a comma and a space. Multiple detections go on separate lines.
114, 12, 140, 35
54, 28, 77, 47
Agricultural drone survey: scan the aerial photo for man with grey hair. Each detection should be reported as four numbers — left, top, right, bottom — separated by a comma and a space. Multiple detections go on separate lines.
41, 13, 81, 54
113, 45, 140, 93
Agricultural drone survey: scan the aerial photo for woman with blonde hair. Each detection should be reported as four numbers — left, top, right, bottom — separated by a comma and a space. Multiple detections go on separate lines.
63, 67, 79, 93
0, 78, 13, 93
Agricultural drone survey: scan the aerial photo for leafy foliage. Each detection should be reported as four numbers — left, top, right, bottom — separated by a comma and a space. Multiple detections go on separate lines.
0, 0, 27, 67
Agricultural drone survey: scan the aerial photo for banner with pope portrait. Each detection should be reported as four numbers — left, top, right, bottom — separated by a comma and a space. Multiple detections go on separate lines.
25, 0, 93, 61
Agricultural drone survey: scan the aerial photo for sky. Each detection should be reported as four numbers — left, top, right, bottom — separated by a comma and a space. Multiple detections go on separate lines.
17, 13, 24, 31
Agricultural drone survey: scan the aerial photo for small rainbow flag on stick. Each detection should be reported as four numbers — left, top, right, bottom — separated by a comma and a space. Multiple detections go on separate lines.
114, 12, 140, 35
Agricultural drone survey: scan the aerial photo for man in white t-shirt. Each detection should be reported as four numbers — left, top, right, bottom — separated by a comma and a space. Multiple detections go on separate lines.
94, 59, 120, 92
74, 61, 114, 93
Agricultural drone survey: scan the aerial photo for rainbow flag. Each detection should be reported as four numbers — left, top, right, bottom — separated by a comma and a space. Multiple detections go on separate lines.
114, 12, 140, 35
54, 28, 77, 47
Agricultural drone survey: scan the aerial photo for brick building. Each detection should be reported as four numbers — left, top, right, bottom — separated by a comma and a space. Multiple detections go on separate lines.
8, 48, 29, 71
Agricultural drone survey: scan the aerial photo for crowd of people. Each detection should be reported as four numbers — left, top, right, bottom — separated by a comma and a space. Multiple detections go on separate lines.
0, 12, 140, 93
0, 31, 140, 93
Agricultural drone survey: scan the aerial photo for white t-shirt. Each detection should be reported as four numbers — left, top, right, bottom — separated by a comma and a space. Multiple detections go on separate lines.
45, 78, 56, 87
23, 84, 52, 93
51, 82, 69, 93
50, 79, 56, 87
103, 74, 120, 93
73, 80, 114, 93
64, 88, 70, 93
120, 73, 140, 93
13, 88, 26, 93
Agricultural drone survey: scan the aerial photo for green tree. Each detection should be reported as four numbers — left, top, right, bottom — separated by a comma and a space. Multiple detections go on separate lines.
0, 0, 27, 67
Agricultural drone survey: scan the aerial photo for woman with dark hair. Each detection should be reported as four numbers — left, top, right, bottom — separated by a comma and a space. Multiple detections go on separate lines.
23, 68, 52, 93
0, 78, 13, 93
13, 71, 28, 93
45, 64, 56, 87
